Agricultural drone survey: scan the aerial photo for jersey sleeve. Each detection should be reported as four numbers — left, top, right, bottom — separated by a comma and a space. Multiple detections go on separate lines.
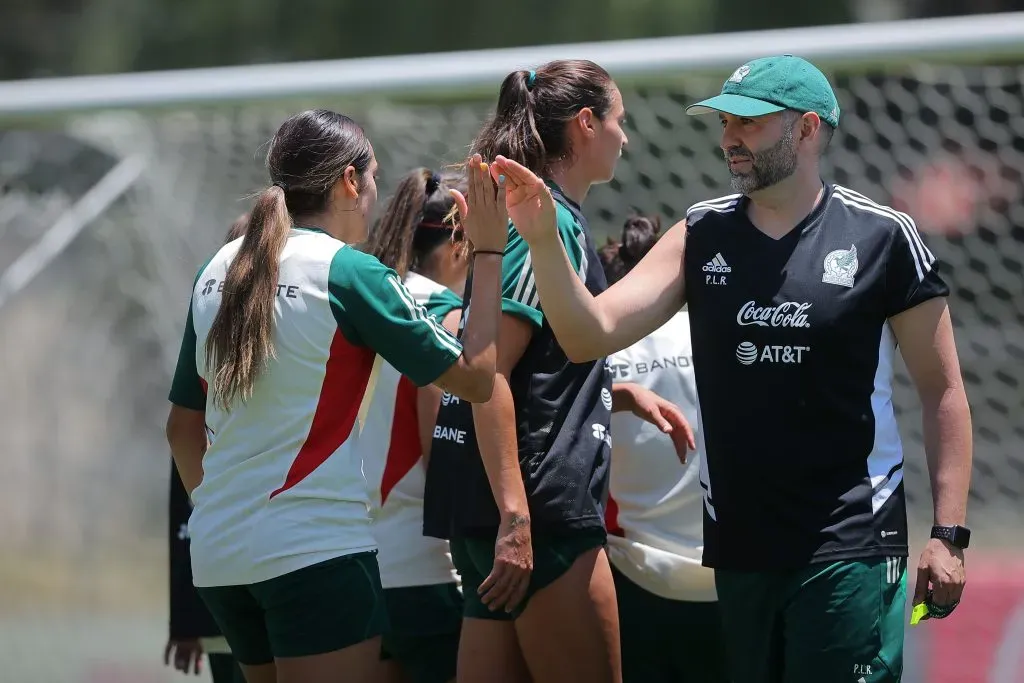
423, 288, 463, 321
884, 216, 950, 317
501, 207, 587, 328
167, 301, 207, 410
329, 247, 463, 387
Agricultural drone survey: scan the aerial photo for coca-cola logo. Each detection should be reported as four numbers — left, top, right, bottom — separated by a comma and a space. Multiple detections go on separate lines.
736, 301, 812, 328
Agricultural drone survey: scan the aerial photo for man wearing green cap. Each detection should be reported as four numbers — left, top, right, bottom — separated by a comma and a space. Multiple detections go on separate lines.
499, 54, 974, 682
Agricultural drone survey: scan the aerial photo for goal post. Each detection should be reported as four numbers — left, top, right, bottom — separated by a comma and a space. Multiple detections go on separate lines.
0, 13, 1022, 681
0, 12, 1022, 115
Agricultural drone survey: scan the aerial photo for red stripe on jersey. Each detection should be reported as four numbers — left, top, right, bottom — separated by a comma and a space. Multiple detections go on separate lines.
605, 494, 624, 537
270, 331, 375, 499
199, 377, 208, 395
380, 376, 421, 505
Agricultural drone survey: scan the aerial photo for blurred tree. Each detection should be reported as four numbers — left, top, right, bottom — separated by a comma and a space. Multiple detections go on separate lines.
711, 0, 853, 33
2, 0, 1016, 81
0, 0, 718, 79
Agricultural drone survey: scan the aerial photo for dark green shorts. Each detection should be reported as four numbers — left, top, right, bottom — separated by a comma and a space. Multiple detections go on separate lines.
715, 556, 907, 683
197, 552, 388, 665
450, 528, 607, 621
611, 567, 728, 683
380, 582, 463, 683
207, 654, 245, 683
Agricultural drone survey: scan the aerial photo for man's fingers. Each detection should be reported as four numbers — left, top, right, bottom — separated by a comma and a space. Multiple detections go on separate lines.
164, 642, 173, 666
913, 565, 931, 605
931, 577, 960, 608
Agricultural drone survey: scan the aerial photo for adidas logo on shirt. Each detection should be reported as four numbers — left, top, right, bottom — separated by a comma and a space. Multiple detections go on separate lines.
703, 253, 731, 286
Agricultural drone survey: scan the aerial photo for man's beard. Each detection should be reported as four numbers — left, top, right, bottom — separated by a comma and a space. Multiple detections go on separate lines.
725, 126, 798, 194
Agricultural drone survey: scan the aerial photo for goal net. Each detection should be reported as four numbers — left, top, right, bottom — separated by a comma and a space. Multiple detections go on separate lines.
0, 14, 1022, 682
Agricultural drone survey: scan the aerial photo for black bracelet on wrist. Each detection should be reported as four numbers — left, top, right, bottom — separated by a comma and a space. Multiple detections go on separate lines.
474, 249, 504, 257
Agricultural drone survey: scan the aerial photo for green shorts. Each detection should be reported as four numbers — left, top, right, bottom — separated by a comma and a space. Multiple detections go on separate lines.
380, 582, 463, 683
450, 528, 607, 621
611, 567, 728, 683
197, 552, 388, 665
715, 556, 907, 683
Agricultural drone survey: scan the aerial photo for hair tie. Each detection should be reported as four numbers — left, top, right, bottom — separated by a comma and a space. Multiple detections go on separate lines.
417, 221, 451, 230
272, 180, 288, 191
526, 70, 537, 89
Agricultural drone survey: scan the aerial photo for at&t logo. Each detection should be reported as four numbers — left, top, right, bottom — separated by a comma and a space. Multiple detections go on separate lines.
736, 342, 758, 365
736, 342, 810, 365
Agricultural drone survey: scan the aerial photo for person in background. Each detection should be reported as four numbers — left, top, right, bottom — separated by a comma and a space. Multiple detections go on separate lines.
599, 214, 728, 683
165, 107, 508, 683
164, 215, 251, 683
360, 168, 471, 683
167, 466, 245, 682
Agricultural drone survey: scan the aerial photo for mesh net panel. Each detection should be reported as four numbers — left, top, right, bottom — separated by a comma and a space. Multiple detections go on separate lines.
0, 63, 1021, 681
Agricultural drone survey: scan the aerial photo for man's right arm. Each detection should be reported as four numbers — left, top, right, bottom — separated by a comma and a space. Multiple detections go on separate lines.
525, 218, 689, 363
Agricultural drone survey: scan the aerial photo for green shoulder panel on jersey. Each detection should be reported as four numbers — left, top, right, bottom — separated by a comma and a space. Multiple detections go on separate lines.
329, 246, 463, 387
168, 253, 217, 411
422, 288, 463, 321
501, 204, 587, 328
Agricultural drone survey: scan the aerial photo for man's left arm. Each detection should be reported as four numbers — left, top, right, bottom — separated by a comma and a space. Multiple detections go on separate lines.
891, 297, 973, 610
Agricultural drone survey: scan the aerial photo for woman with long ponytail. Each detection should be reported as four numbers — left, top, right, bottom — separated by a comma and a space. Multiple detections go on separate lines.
165, 109, 509, 683
422, 63, 693, 683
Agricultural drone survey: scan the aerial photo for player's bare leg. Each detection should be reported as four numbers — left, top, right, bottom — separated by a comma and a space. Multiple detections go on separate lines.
457, 618, 530, 683
239, 663, 277, 683
514, 547, 622, 683
274, 637, 387, 683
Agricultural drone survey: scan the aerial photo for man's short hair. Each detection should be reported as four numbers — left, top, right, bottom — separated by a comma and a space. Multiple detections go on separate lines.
786, 109, 835, 153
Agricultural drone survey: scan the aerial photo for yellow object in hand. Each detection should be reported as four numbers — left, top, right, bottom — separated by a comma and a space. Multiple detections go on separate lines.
909, 602, 929, 626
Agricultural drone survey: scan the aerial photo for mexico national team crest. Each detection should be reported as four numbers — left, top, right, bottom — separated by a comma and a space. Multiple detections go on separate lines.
822, 244, 858, 288
728, 65, 751, 83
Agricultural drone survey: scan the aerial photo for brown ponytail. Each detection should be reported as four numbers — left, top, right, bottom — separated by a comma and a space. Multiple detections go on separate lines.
367, 168, 463, 279
201, 109, 373, 411
470, 59, 614, 176
204, 186, 291, 411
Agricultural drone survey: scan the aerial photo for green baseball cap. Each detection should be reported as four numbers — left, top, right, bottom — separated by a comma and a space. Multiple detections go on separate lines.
686, 55, 840, 128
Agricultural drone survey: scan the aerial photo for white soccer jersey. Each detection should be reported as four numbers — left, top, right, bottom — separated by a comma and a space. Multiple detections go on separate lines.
361, 272, 463, 588
606, 311, 717, 602
168, 228, 462, 587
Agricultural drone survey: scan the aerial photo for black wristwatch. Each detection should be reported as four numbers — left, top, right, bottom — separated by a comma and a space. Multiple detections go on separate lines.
931, 524, 971, 549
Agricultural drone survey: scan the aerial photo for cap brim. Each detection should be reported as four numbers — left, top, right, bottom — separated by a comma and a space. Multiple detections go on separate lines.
685, 93, 786, 118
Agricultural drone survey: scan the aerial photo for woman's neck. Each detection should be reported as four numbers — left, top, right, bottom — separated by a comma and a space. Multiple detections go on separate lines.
293, 211, 356, 243
546, 163, 591, 206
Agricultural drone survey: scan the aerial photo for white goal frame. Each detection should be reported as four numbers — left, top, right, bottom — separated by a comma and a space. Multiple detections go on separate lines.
0, 12, 1023, 115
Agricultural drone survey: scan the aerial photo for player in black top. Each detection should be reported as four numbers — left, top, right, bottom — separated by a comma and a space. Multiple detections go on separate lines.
165, 216, 249, 683
499, 55, 973, 683
167, 466, 244, 683
423, 60, 692, 683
